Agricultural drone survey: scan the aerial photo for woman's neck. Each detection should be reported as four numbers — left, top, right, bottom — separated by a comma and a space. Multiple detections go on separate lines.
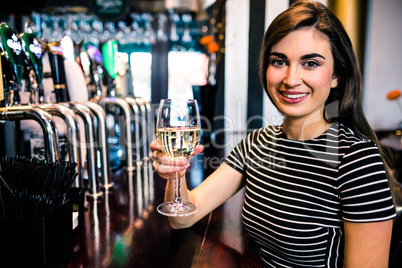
282, 113, 332, 141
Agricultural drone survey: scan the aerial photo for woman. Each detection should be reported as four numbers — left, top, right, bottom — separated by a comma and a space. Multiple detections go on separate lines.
151, 1, 397, 267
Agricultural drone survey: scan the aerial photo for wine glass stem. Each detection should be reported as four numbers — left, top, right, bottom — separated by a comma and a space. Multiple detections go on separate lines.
173, 171, 182, 205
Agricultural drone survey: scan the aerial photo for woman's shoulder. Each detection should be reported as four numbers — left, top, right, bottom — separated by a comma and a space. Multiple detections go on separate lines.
333, 123, 369, 143
336, 123, 380, 155
246, 125, 282, 140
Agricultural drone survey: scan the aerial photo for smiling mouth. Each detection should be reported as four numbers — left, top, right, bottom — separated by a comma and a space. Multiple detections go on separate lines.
281, 92, 309, 99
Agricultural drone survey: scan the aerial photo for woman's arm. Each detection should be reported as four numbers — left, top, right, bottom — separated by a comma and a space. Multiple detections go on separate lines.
151, 140, 245, 229
343, 220, 393, 268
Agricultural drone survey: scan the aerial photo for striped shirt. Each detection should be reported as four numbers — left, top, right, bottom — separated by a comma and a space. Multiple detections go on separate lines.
225, 123, 396, 267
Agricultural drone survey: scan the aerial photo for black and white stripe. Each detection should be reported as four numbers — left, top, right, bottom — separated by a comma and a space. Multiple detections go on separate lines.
225, 123, 396, 267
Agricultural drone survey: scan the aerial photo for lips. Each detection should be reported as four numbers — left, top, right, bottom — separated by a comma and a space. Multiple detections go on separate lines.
280, 91, 309, 104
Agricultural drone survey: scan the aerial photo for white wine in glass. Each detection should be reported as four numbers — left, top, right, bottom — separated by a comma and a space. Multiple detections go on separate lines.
156, 99, 201, 216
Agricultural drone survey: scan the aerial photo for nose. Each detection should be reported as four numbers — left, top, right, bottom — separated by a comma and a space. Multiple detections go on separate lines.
283, 65, 301, 87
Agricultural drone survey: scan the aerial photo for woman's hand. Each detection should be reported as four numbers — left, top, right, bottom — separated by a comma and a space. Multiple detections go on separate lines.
151, 139, 244, 229
150, 140, 204, 180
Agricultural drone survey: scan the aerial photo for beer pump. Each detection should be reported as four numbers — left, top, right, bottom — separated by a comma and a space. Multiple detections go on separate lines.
82, 41, 134, 171
46, 41, 69, 102
0, 23, 59, 162
101, 39, 119, 97
82, 42, 105, 99
20, 21, 45, 105
0, 22, 24, 106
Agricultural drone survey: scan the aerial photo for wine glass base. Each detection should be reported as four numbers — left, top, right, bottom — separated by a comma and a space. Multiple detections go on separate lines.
157, 201, 197, 217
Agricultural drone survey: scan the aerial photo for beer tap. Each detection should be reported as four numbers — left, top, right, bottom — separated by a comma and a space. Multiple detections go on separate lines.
17, 25, 83, 181
42, 38, 103, 197
0, 23, 60, 163
46, 41, 68, 103
82, 42, 105, 99
0, 105, 59, 162
20, 20, 45, 105
103, 37, 154, 164
0, 22, 24, 106
0, 46, 15, 107
83, 42, 134, 171
61, 36, 112, 190
101, 40, 119, 97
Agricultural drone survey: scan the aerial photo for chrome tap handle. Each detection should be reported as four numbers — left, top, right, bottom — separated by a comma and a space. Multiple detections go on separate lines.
0, 106, 59, 162
80, 101, 112, 190
37, 103, 82, 187
65, 103, 103, 200
98, 97, 134, 171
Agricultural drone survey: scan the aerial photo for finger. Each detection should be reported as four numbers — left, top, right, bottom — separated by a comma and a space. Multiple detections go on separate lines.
153, 158, 189, 171
153, 160, 189, 180
152, 149, 159, 160
152, 149, 189, 167
192, 144, 204, 156
152, 160, 174, 180
177, 169, 187, 178
158, 155, 189, 166
150, 140, 161, 151
164, 167, 188, 180
154, 160, 189, 172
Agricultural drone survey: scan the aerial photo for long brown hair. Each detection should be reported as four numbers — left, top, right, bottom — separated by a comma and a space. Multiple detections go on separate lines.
259, 0, 399, 199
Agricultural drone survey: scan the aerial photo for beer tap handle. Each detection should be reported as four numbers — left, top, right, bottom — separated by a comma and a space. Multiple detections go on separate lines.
0, 23, 24, 106
101, 40, 119, 97
46, 41, 68, 103
0, 51, 18, 106
21, 24, 45, 104
82, 42, 105, 98
10, 81, 21, 105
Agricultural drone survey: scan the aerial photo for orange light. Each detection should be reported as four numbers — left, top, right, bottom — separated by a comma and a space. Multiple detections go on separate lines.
200, 35, 213, 45
207, 42, 219, 53
386, 89, 401, 100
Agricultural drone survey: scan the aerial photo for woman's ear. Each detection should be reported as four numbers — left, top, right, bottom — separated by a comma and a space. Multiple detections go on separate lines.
331, 74, 339, 88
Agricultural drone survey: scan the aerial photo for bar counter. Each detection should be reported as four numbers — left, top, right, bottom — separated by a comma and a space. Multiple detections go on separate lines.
19, 134, 402, 268
45, 151, 253, 268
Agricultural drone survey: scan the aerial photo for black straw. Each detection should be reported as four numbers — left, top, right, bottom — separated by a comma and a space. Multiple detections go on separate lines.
0, 156, 78, 218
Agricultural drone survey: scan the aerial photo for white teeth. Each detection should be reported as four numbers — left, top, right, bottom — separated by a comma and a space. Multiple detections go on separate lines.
282, 93, 308, 99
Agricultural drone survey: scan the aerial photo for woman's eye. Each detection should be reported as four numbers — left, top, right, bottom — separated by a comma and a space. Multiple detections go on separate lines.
303, 61, 319, 69
271, 59, 285, 66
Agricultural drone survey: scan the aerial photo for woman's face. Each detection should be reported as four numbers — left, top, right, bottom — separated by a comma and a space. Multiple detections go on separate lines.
266, 28, 338, 123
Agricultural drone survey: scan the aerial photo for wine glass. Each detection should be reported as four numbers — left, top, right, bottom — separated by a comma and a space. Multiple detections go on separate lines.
156, 99, 201, 216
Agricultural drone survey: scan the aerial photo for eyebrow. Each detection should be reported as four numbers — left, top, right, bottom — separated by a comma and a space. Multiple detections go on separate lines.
301, 53, 326, 60
269, 52, 326, 60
